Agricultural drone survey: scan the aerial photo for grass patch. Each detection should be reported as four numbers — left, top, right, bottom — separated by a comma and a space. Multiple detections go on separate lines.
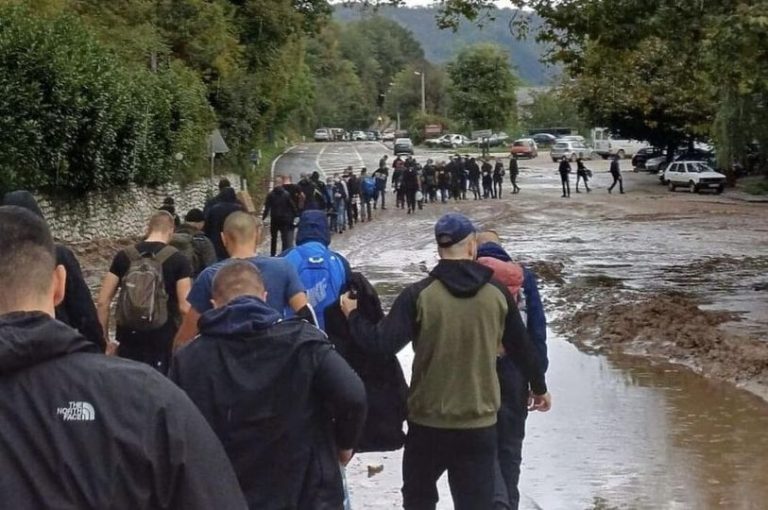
741, 177, 768, 196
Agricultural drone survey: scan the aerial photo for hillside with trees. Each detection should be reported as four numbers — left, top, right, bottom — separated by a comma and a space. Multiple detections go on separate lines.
334, 4, 557, 86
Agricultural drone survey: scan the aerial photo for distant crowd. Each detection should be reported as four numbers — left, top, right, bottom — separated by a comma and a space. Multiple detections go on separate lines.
0, 171, 552, 510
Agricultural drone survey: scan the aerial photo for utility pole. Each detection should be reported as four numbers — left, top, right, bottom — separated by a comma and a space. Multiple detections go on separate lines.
414, 71, 426, 114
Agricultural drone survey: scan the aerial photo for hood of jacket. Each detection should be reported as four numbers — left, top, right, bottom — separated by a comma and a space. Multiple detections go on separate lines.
429, 259, 494, 298
2, 190, 45, 219
199, 295, 283, 338
476, 256, 523, 300
477, 242, 512, 262
297, 210, 331, 246
0, 312, 98, 374
175, 222, 202, 236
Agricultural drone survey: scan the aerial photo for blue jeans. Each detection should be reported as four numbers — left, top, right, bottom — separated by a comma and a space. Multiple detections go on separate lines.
494, 356, 528, 510
334, 200, 346, 232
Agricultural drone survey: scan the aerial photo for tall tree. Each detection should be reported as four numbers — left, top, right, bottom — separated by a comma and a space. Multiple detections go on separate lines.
447, 43, 518, 132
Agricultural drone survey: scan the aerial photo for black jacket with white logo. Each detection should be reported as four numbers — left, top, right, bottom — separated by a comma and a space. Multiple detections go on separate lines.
0, 312, 247, 510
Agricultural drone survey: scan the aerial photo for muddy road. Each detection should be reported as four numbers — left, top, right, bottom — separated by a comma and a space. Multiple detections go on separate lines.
276, 142, 768, 509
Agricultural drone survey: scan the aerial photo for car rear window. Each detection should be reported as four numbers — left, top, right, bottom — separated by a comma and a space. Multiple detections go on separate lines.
554, 143, 568, 149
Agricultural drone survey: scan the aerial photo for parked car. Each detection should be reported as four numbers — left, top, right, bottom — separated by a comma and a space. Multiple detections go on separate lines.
591, 127, 648, 158
425, 134, 451, 148
550, 141, 591, 162
441, 134, 471, 149
632, 147, 665, 171
531, 133, 557, 146
330, 128, 346, 141
663, 161, 725, 193
473, 132, 509, 147
646, 155, 668, 174
351, 130, 367, 141
382, 130, 395, 142
557, 135, 586, 144
509, 138, 538, 159
314, 128, 331, 142
394, 138, 414, 155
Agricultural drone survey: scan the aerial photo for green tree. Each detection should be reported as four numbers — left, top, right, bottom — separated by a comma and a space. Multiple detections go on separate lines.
447, 43, 518, 132
385, 62, 450, 127
521, 88, 584, 133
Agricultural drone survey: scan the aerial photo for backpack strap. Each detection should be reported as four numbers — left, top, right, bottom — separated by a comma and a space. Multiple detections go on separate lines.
154, 245, 177, 265
125, 246, 143, 262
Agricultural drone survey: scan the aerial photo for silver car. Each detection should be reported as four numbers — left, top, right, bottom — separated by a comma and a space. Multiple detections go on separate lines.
550, 141, 591, 162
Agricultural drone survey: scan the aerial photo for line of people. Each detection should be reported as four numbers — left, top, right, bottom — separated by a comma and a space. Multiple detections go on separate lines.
263, 153, 526, 256
0, 182, 552, 509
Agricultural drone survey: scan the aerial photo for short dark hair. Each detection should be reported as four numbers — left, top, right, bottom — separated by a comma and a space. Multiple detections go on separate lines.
218, 178, 231, 190
0, 206, 56, 313
185, 208, 205, 223
212, 260, 265, 305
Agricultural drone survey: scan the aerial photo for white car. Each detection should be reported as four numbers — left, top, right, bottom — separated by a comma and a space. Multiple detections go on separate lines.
425, 134, 451, 148
550, 141, 592, 162
382, 131, 395, 142
591, 127, 648, 158
440, 134, 471, 149
557, 135, 586, 144
351, 130, 367, 141
314, 128, 330, 142
664, 161, 726, 194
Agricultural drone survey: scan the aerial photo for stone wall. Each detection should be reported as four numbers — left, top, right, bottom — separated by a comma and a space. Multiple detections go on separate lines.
37, 173, 243, 244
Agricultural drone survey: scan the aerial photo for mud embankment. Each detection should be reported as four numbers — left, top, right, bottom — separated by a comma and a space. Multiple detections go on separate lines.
537, 258, 768, 400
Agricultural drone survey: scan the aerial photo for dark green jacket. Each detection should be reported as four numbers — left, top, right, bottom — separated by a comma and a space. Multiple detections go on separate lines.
349, 259, 546, 429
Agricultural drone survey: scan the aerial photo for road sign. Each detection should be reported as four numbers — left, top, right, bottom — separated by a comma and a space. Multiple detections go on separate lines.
472, 129, 492, 139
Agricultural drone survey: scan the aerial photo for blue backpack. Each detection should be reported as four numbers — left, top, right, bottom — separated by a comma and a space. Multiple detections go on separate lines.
361, 176, 376, 199
284, 242, 347, 331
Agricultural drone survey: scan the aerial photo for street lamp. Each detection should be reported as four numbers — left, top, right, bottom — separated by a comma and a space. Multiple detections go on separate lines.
388, 81, 401, 131
414, 71, 426, 115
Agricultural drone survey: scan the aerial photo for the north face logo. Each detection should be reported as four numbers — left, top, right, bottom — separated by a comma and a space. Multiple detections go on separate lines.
57, 401, 95, 421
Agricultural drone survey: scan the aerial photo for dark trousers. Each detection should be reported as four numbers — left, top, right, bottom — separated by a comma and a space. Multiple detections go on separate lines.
269, 221, 294, 257
116, 321, 176, 376
609, 173, 624, 193
494, 357, 529, 510
494, 180, 503, 198
560, 175, 570, 197
374, 188, 386, 209
402, 423, 497, 510
470, 179, 481, 200
510, 174, 520, 193
396, 188, 406, 208
405, 189, 417, 213
576, 172, 590, 192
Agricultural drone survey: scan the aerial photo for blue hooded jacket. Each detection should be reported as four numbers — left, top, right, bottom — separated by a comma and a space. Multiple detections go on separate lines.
477, 242, 548, 373
282, 210, 350, 331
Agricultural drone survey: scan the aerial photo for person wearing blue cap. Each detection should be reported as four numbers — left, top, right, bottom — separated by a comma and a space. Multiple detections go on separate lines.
340, 213, 551, 510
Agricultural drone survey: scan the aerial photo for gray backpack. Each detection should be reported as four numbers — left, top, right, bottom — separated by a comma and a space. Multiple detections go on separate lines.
116, 246, 176, 331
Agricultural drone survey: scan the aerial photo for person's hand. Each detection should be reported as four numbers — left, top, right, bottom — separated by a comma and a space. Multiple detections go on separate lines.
339, 449, 354, 466
340, 292, 358, 317
106, 340, 119, 357
528, 391, 552, 413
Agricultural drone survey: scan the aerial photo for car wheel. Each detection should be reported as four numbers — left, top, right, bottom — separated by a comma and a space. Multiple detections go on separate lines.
668, 181, 676, 192
617, 149, 626, 159
552, 158, 558, 163
716, 185, 724, 195
689, 181, 698, 194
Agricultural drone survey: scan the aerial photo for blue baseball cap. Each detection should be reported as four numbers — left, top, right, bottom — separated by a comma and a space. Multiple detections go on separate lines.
435, 213, 476, 247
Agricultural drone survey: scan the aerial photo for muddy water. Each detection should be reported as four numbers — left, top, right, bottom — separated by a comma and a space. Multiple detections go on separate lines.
336, 207, 768, 509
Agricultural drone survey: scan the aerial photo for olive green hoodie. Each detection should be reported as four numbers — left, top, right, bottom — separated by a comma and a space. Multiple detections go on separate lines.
349, 259, 546, 429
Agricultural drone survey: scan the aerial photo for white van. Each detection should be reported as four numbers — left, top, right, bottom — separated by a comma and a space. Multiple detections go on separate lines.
591, 127, 648, 158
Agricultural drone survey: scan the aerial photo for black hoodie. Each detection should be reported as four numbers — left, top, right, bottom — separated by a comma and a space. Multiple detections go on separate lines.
204, 187, 245, 260
2, 191, 104, 350
0, 312, 247, 509
171, 296, 366, 510
349, 259, 546, 429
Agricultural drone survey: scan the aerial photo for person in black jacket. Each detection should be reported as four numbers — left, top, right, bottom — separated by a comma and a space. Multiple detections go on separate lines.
263, 175, 299, 256
205, 187, 245, 260
174, 208, 217, 278
171, 260, 367, 510
575, 157, 591, 193
467, 157, 481, 200
609, 154, 625, 194
204, 178, 233, 215
2, 191, 104, 351
558, 156, 572, 198
0, 205, 247, 510
509, 155, 521, 194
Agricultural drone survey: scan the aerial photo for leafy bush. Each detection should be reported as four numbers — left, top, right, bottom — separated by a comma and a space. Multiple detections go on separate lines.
0, 7, 213, 194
